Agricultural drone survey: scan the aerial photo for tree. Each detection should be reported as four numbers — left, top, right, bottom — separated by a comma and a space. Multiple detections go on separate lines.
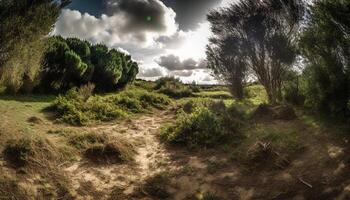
207, 0, 304, 104
300, 0, 350, 117
40, 37, 89, 92
40, 37, 139, 93
206, 37, 246, 99
0, 0, 70, 93
91, 45, 123, 91
117, 54, 139, 88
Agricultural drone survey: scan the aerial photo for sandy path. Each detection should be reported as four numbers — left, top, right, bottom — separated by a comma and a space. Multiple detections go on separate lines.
63, 110, 174, 199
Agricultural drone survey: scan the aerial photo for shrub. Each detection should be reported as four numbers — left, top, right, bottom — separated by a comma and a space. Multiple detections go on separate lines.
78, 83, 95, 101
67, 132, 108, 150
84, 140, 135, 164
64, 131, 135, 164
142, 172, 171, 199
253, 104, 297, 121
51, 88, 171, 125
161, 104, 243, 148
155, 77, 193, 98
3, 136, 58, 169
180, 98, 216, 113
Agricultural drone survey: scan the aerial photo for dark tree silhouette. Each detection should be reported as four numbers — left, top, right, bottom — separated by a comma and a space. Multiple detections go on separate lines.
300, 0, 350, 117
207, 0, 304, 103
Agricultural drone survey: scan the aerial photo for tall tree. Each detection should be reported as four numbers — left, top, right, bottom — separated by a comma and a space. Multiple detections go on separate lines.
207, 0, 304, 103
300, 0, 350, 117
206, 37, 246, 99
0, 0, 69, 93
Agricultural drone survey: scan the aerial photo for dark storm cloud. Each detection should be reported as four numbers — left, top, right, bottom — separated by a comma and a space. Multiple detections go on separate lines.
156, 54, 207, 71
161, 0, 222, 30
105, 0, 176, 34
54, 0, 177, 45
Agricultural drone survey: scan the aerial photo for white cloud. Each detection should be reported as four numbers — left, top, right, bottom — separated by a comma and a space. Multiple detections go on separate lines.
138, 67, 165, 78
54, 0, 178, 48
155, 54, 207, 71
53, 0, 221, 84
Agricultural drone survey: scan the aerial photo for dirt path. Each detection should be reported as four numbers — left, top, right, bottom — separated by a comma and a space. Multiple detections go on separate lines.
63, 110, 175, 199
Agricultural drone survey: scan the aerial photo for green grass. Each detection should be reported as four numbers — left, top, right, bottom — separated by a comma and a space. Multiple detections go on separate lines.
194, 91, 232, 99
244, 84, 268, 105
0, 95, 55, 151
51, 87, 171, 125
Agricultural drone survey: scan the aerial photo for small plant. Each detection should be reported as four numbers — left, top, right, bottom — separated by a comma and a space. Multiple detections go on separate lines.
3, 136, 58, 169
67, 132, 108, 150
84, 141, 135, 164
78, 83, 95, 101
142, 172, 171, 199
155, 77, 194, 98
161, 104, 243, 148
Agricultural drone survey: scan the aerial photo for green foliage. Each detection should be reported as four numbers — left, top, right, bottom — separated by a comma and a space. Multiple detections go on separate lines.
155, 77, 193, 98
0, 0, 69, 94
244, 85, 268, 105
300, 0, 350, 118
161, 100, 243, 148
51, 87, 171, 125
194, 91, 232, 99
39, 37, 139, 93
67, 132, 108, 150
207, 0, 304, 103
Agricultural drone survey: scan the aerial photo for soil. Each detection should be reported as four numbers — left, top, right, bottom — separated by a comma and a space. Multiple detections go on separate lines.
1, 108, 350, 200
61, 109, 350, 200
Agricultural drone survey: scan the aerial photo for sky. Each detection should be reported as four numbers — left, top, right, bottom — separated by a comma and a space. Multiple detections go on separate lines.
53, 0, 233, 84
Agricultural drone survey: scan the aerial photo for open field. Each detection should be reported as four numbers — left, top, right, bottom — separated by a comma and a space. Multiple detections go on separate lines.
1, 83, 349, 200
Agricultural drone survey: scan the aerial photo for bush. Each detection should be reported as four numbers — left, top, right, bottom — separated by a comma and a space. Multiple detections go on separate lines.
253, 104, 297, 121
64, 131, 135, 164
84, 140, 135, 164
67, 132, 108, 150
3, 136, 58, 169
142, 172, 171, 199
161, 101, 243, 148
155, 77, 193, 98
51, 87, 171, 125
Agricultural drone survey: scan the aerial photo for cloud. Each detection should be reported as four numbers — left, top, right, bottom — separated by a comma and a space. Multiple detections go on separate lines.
202, 75, 214, 82
54, 0, 177, 47
170, 70, 193, 77
156, 54, 207, 71
138, 67, 165, 77
161, 0, 222, 30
